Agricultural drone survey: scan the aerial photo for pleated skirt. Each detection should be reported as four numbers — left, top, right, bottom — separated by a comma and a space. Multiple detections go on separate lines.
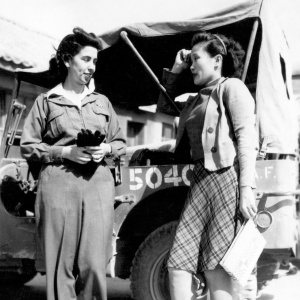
168, 159, 244, 273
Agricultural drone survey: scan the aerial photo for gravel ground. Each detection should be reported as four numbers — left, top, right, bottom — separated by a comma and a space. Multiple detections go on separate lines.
0, 260, 299, 300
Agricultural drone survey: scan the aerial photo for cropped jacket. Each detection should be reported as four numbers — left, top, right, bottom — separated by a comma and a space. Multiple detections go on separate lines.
157, 69, 258, 188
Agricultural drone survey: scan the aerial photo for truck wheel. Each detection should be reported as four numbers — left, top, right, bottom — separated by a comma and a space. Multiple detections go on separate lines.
130, 221, 177, 300
0, 272, 36, 285
0, 259, 36, 285
130, 221, 257, 300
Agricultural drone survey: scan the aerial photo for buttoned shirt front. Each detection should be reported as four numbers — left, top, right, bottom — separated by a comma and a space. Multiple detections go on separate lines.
21, 89, 126, 164
185, 79, 217, 161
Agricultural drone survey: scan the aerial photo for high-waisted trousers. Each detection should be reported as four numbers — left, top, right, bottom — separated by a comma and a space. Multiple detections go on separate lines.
35, 161, 115, 300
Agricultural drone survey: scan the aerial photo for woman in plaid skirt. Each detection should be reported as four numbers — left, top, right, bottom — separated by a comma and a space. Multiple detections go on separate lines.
157, 32, 258, 300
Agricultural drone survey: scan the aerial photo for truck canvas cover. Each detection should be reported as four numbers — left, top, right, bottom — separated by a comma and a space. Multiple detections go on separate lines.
17, 0, 298, 154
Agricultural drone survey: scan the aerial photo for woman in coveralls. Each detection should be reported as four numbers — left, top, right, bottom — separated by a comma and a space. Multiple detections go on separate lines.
157, 32, 258, 300
20, 28, 126, 300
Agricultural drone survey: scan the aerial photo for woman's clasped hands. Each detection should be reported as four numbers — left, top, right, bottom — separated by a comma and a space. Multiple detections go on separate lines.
85, 144, 112, 163
62, 143, 112, 164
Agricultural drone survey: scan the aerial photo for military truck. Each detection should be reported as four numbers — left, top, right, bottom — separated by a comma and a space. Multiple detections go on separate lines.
0, 0, 299, 299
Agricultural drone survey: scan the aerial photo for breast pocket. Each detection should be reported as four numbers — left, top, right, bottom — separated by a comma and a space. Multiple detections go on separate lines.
47, 109, 65, 137
92, 104, 110, 130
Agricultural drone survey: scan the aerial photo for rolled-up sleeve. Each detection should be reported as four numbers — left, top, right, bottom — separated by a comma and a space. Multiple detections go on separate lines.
224, 79, 258, 188
157, 68, 185, 116
20, 94, 64, 163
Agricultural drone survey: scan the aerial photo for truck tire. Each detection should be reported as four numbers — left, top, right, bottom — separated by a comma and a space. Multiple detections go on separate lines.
130, 221, 177, 300
130, 221, 259, 300
0, 259, 36, 285
0, 272, 36, 285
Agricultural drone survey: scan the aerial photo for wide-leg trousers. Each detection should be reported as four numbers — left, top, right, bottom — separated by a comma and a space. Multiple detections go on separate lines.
35, 161, 115, 300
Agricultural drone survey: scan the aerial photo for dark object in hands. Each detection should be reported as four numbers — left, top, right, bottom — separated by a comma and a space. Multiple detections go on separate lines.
76, 128, 106, 147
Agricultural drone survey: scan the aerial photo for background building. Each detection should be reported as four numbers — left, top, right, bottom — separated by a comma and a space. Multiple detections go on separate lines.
0, 17, 58, 139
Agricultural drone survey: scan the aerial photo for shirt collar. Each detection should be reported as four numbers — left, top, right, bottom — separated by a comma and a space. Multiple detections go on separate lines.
200, 77, 225, 95
46, 83, 93, 100
206, 77, 223, 88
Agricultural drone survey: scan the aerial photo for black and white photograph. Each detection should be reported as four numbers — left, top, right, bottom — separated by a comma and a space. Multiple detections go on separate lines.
0, 0, 299, 299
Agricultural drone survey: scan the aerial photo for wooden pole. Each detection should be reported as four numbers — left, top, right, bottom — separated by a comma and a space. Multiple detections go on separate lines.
120, 31, 180, 114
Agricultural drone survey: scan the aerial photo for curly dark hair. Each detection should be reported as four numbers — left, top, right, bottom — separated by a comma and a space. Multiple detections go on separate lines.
49, 27, 102, 82
191, 32, 245, 78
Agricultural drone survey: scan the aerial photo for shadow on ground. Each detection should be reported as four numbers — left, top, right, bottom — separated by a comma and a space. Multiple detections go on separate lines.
0, 274, 132, 300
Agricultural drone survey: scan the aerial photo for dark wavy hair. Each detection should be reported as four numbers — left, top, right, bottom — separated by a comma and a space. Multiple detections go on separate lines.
191, 32, 245, 78
49, 27, 102, 82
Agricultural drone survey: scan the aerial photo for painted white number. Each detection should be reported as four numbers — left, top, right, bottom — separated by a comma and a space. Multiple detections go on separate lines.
182, 164, 194, 186
164, 165, 182, 186
129, 168, 143, 190
130, 165, 194, 190
146, 167, 162, 189
265, 166, 273, 179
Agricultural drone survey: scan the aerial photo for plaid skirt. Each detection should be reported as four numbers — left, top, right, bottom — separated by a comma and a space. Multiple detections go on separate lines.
168, 159, 244, 273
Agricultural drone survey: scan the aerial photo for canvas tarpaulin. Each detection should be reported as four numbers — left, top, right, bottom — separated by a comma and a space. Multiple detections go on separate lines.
96, 0, 297, 154
97, 0, 262, 49
17, 0, 298, 154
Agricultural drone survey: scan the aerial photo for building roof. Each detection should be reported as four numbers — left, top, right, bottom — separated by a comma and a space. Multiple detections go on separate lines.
0, 16, 58, 71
